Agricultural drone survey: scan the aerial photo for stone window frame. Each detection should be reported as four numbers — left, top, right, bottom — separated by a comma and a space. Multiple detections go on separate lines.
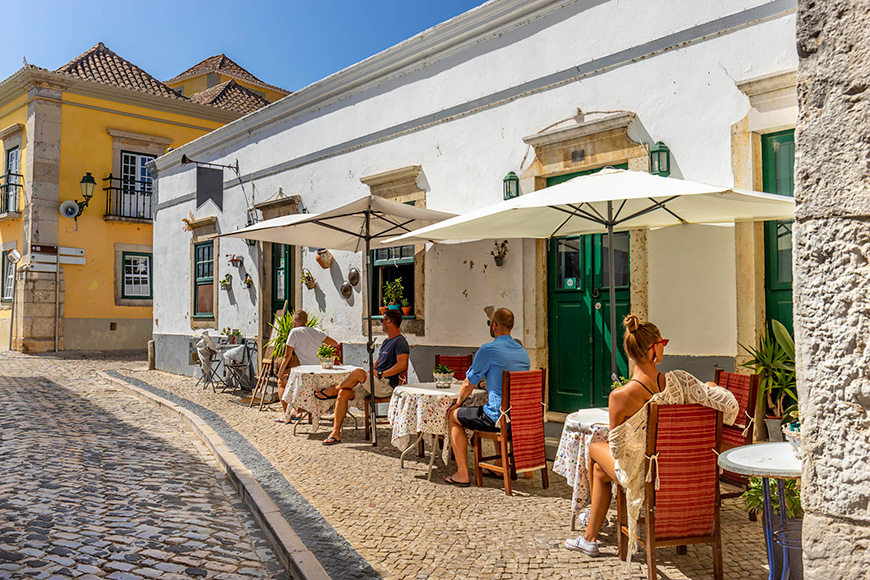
360, 166, 426, 337
187, 216, 219, 330
520, 112, 650, 421
107, 129, 172, 224
114, 243, 153, 307
0, 123, 25, 220
0, 240, 18, 310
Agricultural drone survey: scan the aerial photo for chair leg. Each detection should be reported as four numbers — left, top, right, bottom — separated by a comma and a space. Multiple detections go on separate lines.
499, 435, 512, 496
417, 437, 425, 458
645, 503, 657, 580
617, 488, 628, 561
541, 462, 549, 490
675, 545, 687, 555
364, 399, 371, 441
473, 434, 483, 488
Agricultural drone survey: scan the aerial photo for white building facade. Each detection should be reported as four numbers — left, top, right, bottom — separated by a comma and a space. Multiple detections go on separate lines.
151, 0, 798, 421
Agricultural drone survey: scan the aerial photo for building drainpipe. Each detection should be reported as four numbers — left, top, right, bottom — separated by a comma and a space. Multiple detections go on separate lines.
8, 268, 17, 350
54, 264, 59, 352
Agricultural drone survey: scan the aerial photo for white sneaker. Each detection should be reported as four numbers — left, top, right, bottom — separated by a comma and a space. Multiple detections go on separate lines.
576, 508, 591, 528
564, 536, 600, 556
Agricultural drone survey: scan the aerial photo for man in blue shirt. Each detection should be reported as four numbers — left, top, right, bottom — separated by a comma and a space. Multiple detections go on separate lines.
445, 307, 530, 486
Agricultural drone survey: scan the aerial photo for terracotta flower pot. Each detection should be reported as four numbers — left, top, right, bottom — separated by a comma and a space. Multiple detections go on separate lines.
402, 306, 412, 316
379, 306, 389, 315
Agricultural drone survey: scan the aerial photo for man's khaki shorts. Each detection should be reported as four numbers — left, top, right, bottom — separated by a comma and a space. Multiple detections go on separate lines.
363, 374, 393, 398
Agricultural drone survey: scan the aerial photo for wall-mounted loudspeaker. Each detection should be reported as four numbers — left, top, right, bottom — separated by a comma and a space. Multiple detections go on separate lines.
59, 200, 80, 219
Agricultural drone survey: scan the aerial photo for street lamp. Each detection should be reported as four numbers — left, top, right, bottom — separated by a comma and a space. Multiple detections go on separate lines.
503, 171, 519, 200
649, 142, 671, 177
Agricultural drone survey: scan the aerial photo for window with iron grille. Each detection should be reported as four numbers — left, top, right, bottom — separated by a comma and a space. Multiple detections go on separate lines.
114, 151, 155, 219
2, 250, 14, 301
4, 147, 20, 214
122, 252, 152, 299
193, 242, 214, 317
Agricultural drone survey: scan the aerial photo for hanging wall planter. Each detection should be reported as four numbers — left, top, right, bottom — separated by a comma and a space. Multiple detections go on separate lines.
315, 249, 334, 269
220, 273, 232, 289
491, 240, 508, 266
226, 254, 244, 267
301, 268, 316, 289
243, 273, 254, 289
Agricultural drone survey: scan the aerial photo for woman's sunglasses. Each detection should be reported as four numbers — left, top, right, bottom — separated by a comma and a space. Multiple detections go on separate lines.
649, 338, 669, 350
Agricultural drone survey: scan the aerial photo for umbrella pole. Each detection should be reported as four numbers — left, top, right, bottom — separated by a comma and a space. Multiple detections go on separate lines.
607, 202, 618, 383
365, 213, 378, 446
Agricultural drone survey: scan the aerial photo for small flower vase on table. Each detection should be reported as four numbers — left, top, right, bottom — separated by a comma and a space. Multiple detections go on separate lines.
319, 357, 335, 370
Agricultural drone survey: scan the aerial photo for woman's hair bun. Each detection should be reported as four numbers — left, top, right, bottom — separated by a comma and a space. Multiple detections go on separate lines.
623, 314, 640, 333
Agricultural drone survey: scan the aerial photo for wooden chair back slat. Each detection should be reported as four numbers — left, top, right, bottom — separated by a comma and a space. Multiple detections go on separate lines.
714, 369, 759, 447
503, 369, 547, 473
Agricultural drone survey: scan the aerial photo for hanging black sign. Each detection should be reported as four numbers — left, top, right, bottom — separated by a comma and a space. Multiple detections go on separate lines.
196, 166, 223, 211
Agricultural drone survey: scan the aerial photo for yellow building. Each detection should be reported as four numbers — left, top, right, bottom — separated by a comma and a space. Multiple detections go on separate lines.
0, 43, 283, 352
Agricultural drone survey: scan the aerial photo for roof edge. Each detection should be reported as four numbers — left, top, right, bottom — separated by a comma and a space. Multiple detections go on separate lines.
155, 0, 563, 171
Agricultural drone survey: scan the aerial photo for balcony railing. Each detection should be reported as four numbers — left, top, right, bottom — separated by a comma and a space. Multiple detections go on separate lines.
0, 172, 23, 215
103, 174, 153, 220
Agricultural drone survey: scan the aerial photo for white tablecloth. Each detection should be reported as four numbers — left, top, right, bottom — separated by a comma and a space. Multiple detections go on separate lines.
282, 365, 362, 430
388, 382, 487, 464
552, 408, 610, 514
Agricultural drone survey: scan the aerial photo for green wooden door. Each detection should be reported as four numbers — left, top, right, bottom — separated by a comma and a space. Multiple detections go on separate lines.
271, 243, 293, 316
547, 167, 630, 412
762, 131, 794, 334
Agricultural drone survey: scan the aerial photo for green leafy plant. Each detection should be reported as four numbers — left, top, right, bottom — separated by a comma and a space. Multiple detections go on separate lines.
219, 273, 232, 288
780, 403, 799, 427
433, 363, 453, 374
401, 298, 409, 308
742, 476, 803, 519
267, 310, 321, 358
739, 319, 796, 418
610, 376, 630, 390
317, 344, 337, 359
221, 327, 241, 337
382, 277, 404, 305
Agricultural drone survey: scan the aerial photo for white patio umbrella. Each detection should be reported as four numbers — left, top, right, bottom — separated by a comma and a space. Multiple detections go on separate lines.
385, 168, 795, 381
223, 194, 455, 444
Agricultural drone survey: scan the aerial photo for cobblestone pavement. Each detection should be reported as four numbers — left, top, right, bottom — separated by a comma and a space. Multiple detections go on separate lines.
0, 353, 286, 580
1, 352, 772, 579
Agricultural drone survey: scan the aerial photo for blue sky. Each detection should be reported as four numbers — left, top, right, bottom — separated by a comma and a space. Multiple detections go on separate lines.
4, 0, 485, 91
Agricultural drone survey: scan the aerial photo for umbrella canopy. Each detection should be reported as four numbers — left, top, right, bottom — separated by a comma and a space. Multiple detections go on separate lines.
222, 194, 455, 444
384, 168, 795, 383
223, 194, 455, 250
384, 168, 795, 243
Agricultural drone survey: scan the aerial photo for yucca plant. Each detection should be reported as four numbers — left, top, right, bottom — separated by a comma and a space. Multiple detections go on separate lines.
739, 319, 796, 418
267, 310, 321, 358
743, 476, 803, 518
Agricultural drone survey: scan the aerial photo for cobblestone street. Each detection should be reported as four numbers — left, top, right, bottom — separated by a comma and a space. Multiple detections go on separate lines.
0, 352, 285, 580
0, 352, 772, 579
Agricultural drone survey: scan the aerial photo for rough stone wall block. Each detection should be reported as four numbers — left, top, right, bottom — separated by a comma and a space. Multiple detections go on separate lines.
796, 1, 870, 577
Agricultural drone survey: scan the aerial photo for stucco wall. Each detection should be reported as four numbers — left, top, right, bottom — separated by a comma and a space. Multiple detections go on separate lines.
153, 0, 798, 371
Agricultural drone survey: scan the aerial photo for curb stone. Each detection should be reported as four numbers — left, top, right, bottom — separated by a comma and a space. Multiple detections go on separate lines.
98, 370, 332, 580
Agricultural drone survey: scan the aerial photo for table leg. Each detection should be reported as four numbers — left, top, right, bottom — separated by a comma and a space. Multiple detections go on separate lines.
777, 479, 791, 580
427, 434, 438, 481
400, 433, 424, 469
762, 477, 776, 580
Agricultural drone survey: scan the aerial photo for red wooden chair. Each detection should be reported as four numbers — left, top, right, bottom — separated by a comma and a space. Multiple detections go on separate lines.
434, 354, 474, 381
714, 369, 760, 498
334, 343, 343, 365
364, 370, 407, 441
617, 404, 724, 580
472, 369, 549, 496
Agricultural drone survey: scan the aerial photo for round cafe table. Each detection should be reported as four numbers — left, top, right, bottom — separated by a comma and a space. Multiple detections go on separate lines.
718, 442, 802, 580
282, 364, 363, 433
387, 382, 487, 480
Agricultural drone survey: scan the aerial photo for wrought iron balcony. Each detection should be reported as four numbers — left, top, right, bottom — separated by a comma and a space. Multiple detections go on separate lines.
0, 172, 23, 215
103, 174, 153, 220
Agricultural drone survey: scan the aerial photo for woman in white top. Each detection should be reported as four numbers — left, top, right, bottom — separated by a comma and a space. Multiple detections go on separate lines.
565, 314, 738, 561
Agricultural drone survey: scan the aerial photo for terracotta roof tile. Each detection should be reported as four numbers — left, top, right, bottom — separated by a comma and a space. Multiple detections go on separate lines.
187, 79, 270, 114
166, 54, 288, 94
56, 42, 184, 100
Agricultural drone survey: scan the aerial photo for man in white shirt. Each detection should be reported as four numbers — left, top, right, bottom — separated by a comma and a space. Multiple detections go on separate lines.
276, 310, 339, 420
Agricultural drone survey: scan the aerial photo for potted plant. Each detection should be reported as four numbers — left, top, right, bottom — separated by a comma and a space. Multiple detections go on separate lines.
433, 363, 454, 388
219, 273, 232, 289
742, 477, 804, 579
491, 240, 509, 266
317, 344, 337, 369
301, 268, 316, 289
379, 295, 389, 316
781, 403, 801, 457
315, 248, 334, 269
401, 298, 412, 316
221, 327, 242, 344
739, 319, 797, 441
383, 277, 404, 310
243, 273, 254, 289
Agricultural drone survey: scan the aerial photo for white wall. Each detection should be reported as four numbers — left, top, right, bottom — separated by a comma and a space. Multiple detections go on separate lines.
153, 0, 797, 356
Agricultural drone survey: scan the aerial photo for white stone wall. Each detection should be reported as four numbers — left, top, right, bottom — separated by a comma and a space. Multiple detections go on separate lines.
795, 0, 870, 577
153, 0, 797, 357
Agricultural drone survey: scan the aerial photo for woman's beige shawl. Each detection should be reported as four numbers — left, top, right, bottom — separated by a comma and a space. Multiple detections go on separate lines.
608, 370, 738, 564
